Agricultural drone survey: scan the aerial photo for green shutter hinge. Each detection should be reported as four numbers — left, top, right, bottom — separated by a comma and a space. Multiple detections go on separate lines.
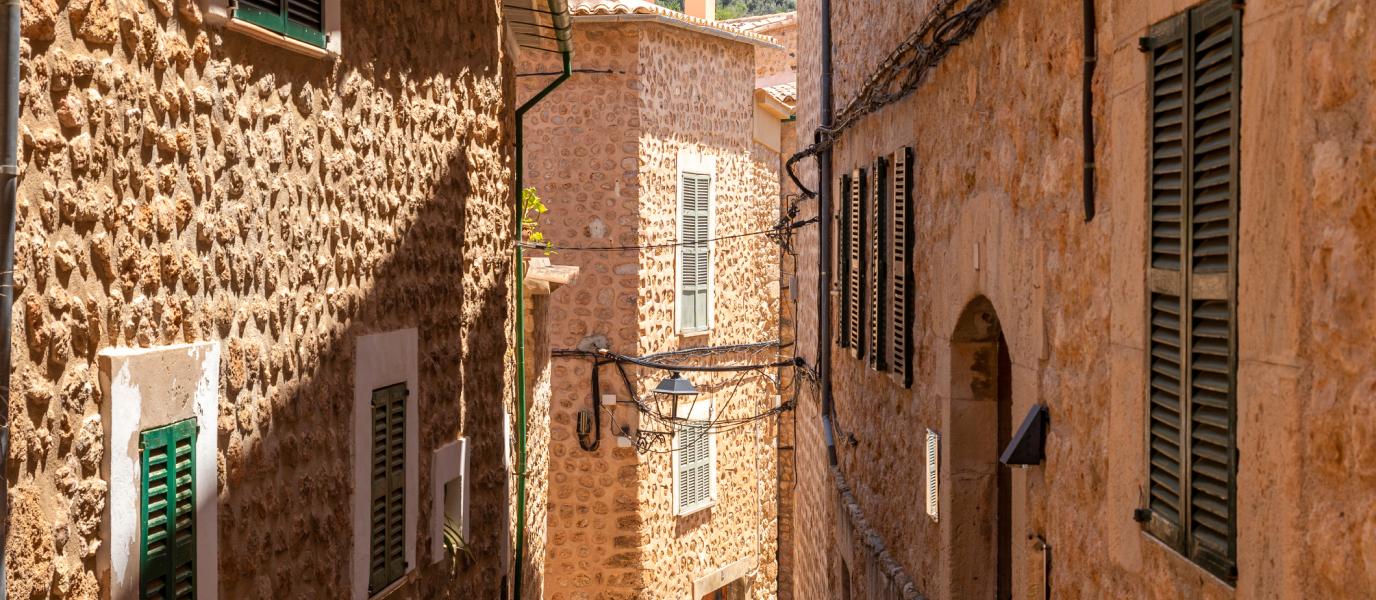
1227, 564, 1238, 581
1132, 508, 1152, 523
1138, 37, 1151, 52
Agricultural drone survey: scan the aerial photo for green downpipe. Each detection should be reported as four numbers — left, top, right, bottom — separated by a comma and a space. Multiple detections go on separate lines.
513, 50, 571, 600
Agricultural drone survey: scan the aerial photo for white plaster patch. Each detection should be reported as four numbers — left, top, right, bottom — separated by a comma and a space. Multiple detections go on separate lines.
353, 328, 419, 600
99, 342, 220, 600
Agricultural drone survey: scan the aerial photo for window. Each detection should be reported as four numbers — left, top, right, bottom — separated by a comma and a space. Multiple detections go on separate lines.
679, 173, 712, 334
236, 0, 326, 48
140, 418, 198, 600
868, 157, 889, 372
369, 383, 408, 594
841, 169, 867, 356
1142, 0, 1240, 582
674, 402, 714, 515
429, 438, 469, 565
890, 148, 915, 388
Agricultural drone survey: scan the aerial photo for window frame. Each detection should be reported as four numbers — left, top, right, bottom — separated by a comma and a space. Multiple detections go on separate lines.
352, 329, 419, 600
675, 156, 716, 336
234, 0, 327, 48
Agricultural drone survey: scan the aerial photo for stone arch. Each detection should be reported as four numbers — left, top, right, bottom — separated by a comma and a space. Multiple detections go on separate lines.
941, 295, 1015, 599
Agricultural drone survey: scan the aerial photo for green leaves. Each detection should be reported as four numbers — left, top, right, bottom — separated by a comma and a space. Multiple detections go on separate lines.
442, 516, 474, 563
522, 188, 553, 254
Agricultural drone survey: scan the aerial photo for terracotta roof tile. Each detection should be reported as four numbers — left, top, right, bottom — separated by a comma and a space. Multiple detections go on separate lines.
570, 0, 779, 46
762, 81, 796, 108
720, 11, 796, 34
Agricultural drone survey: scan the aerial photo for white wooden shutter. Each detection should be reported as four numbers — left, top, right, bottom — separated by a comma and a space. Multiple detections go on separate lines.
677, 421, 713, 513
680, 174, 711, 333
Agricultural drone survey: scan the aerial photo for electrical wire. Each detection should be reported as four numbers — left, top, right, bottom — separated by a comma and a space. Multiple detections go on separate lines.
518, 217, 817, 252
784, 0, 1007, 197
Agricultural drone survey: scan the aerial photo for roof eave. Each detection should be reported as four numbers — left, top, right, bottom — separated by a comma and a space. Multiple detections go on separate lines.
573, 13, 784, 50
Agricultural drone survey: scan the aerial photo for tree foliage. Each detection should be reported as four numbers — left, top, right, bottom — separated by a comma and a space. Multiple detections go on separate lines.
654, 0, 796, 19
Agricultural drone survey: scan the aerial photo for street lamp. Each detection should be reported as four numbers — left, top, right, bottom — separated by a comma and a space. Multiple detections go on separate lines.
651, 371, 697, 420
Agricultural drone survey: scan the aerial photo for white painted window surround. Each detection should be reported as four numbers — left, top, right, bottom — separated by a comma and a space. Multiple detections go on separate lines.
201, 0, 343, 56
353, 329, 419, 600
430, 438, 469, 565
672, 399, 716, 516
676, 150, 717, 337
98, 342, 221, 600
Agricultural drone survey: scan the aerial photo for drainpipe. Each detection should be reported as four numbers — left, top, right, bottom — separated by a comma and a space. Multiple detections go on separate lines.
818, 0, 838, 467
1081, 0, 1097, 221
0, 0, 20, 594
513, 50, 571, 600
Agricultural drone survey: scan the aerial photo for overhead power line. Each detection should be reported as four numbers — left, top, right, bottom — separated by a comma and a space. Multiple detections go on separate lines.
518, 217, 818, 252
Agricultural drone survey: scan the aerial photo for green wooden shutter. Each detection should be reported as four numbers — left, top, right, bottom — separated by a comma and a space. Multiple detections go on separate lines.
1143, 0, 1239, 581
677, 421, 712, 513
235, 0, 326, 48
680, 174, 711, 333
868, 157, 889, 373
891, 148, 914, 388
369, 383, 408, 594
838, 174, 853, 349
1185, 0, 1239, 578
1143, 11, 1188, 550
848, 170, 866, 358
140, 419, 197, 600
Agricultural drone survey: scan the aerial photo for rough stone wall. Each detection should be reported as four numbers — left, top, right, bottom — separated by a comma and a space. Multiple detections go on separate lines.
517, 277, 555, 600
518, 22, 645, 600
521, 18, 783, 600
5, 0, 517, 597
788, 0, 1376, 599
635, 23, 780, 600
753, 21, 797, 82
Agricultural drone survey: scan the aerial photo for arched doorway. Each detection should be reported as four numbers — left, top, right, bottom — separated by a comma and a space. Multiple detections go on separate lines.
943, 296, 1014, 600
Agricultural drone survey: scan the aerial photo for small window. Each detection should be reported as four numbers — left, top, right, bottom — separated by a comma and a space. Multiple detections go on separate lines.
236, 0, 326, 48
140, 418, 198, 600
369, 383, 408, 594
675, 414, 714, 515
679, 173, 712, 333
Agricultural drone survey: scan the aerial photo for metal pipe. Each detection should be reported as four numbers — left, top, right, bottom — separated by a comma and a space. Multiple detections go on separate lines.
818, 0, 838, 467
513, 50, 571, 600
0, 0, 20, 593
1082, 0, 1097, 222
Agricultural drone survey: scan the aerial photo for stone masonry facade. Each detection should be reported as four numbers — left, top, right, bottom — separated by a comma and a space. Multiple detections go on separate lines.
519, 13, 784, 600
5, 0, 520, 598
789, 0, 1376, 598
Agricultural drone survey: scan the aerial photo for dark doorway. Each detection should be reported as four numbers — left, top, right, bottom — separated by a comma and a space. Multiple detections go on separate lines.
996, 333, 1013, 599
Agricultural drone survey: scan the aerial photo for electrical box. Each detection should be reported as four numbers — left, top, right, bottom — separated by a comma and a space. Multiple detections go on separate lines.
601, 394, 617, 406
617, 435, 632, 447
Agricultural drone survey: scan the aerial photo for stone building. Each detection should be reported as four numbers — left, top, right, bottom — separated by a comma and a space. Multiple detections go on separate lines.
785, 0, 1376, 599
516, 1, 790, 598
2, 0, 562, 598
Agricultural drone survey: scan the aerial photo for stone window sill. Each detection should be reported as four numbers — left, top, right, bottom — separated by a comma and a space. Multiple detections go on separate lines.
677, 500, 715, 518
680, 330, 712, 338
226, 18, 329, 60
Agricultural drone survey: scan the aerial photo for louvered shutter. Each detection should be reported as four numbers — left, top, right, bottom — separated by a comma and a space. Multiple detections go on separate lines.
1185, 0, 1238, 578
891, 149, 914, 388
370, 383, 408, 594
680, 174, 711, 333
235, 0, 326, 48
1143, 0, 1239, 581
848, 170, 866, 358
1143, 11, 1187, 550
140, 419, 197, 600
838, 174, 853, 349
677, 421, 713, 513
868, 157, 889, 373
